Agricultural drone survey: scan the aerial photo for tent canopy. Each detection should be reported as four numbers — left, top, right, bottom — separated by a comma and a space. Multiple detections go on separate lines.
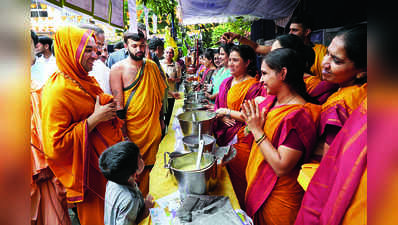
178, 0, 299, 25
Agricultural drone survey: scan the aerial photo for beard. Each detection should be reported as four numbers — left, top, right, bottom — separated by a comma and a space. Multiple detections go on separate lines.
128, 49, 145, 61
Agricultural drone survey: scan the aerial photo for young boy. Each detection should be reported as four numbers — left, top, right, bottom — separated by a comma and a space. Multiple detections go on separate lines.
99, 141, 154, 225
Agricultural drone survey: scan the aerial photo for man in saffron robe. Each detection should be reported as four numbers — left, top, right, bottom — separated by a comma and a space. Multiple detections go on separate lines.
30, 29, 71, 225
110, 31, 166, 196
41, 26, 123, 225
294, 98, 367, 225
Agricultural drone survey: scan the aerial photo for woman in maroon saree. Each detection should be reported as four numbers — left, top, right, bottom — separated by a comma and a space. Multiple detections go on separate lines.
213, 45, 262, 208
242, 48, 320, 225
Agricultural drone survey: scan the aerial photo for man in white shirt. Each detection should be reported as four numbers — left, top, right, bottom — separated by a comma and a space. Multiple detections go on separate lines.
80, 24, 112, 94
33, 35, 57, 87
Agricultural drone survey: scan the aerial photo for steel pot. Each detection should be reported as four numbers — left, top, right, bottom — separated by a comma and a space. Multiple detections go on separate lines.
182, 134, 216, 153
186, 91, 206, 103
164, 151, 217, 195
182, 103, 207, 111
177, 110, 216, 136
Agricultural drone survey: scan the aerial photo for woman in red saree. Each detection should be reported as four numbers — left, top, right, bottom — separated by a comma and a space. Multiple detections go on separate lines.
295, 97, 367, 225
213, 45, 262, 208
315, 24, 367, 159
242, 48, 320, 225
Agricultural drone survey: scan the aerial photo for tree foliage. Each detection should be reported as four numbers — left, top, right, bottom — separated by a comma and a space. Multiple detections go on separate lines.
210, 18, 252, 47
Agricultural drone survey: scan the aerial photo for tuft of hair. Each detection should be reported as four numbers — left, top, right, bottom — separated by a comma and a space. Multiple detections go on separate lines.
99, 141, 140, 185
31, 30, 38, 46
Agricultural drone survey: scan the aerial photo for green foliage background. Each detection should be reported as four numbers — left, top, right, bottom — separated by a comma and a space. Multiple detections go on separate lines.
123, 1, 252, 49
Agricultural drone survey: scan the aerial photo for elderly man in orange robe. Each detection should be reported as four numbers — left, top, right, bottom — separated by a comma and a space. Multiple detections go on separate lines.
41, 26, 123, 225
110, 31, 166, 196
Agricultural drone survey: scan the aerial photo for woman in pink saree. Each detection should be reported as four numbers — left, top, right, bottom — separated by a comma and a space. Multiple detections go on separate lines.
213, 45, 262, 208
295, 97, 367, 225
315, 24, 367, 159
242, 48, 320, 225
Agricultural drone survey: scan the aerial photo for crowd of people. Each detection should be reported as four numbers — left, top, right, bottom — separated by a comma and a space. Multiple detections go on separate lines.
30, 16, 367, 225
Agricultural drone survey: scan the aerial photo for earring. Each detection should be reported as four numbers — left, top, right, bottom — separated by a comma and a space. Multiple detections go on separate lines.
356, 71, 367, 79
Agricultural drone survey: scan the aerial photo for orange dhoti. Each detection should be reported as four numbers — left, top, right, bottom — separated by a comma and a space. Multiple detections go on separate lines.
31, 83, 71, 225
123, 59, 166, 196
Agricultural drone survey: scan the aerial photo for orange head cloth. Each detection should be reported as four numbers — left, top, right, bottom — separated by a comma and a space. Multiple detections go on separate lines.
99, 93, 124, 128
53, 26, 103, 99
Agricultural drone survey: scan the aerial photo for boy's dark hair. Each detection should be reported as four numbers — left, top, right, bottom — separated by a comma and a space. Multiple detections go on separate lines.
123, 30, 145, 44
38, 35, 53, 48
31, 30, 38, 46
148, 38, 164, 50
99, 141, 140, 185
113, 41, 124, 50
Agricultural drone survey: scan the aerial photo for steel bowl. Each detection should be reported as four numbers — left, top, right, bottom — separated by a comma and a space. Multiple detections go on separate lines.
177, 110, 216, 136
182, 134, 216, 153
182, 103, 207, 111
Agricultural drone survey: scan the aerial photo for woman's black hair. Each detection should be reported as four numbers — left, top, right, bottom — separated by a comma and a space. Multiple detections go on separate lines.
230, 45, 258, 77
204, 49, 216, 67
99, 141, 140, 185
336, 23, 367, 70
219, 43, 235, 56
335, 23, 367, 84
275, 34, 315, 73
263, 48, 316, 103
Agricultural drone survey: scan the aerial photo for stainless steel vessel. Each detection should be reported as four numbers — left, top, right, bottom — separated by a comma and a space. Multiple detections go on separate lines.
182, 134, 216, 153
164, 151, 217, 195
182, 103, 207, 111
177, 110, 216, 136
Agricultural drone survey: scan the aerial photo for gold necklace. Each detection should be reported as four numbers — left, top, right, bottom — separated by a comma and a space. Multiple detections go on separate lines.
234, 74, 249, 83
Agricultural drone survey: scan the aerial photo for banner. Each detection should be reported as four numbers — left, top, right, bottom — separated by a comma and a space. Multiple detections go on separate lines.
110, 0, 124, 28
128, 0, 138, 32
144, 6, 149, 37
64, 0, 93, 14
93, 0, 110, 22
153, 14, 157, 34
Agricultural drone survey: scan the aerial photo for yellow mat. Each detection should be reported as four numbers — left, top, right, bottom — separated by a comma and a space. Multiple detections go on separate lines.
139, 98, 240, 225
